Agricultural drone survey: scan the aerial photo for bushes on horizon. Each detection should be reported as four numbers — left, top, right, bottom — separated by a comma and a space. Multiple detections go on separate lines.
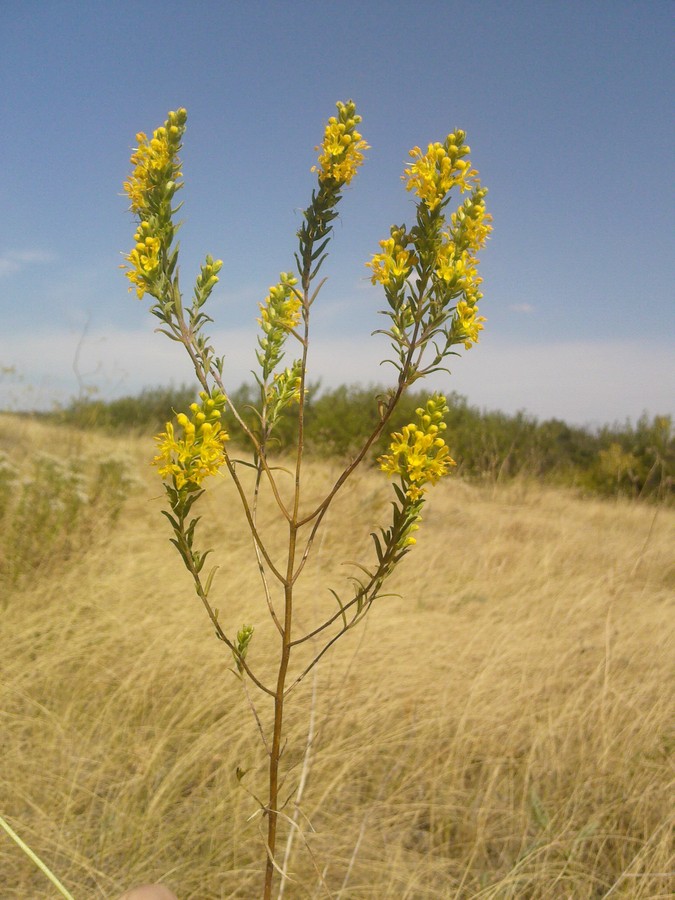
585, 414, 673, 499
39, 383, 673, 500
48, 384, 198, 432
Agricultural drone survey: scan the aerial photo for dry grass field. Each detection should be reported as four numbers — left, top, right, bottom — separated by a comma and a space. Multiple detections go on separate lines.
1, 417, 673, 898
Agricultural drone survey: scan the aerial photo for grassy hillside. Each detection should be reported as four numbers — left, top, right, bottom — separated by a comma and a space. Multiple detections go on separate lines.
1, 416, 673, 898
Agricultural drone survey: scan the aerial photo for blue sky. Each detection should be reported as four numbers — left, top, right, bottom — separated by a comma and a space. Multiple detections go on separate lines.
1, 0, 673, 426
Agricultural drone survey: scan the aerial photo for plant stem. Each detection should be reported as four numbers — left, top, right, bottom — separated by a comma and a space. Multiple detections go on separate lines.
264, 565, 295, 898
277, 665, 318, 899
265, 287, 310, 896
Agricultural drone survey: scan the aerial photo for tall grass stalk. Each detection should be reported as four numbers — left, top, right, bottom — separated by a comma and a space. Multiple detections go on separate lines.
0, 814, 76, 900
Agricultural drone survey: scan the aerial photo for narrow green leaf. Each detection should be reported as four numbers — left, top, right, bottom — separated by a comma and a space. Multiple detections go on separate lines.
204, 566, 220, 597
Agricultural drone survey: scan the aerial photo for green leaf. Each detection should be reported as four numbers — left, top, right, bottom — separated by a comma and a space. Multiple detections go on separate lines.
154, 328, 184, 343
169, 538, 191, 568
328, 588, 348, 629
309, 254, 329, 281
194, 548, 212, 574
370, 531, 385, 564
182, 490, 204, 517
204, 566, 220, 597
310, 237, 330, 261
161, 510, 180, 531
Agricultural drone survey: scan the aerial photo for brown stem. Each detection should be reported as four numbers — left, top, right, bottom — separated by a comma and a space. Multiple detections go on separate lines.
180, 530, 275, 698
264, 547, 296, 898
251, 460, 284, 636
264, 266, 312, 898
223, 455, 287, 585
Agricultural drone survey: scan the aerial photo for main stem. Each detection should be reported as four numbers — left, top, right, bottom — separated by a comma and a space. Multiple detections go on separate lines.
263, 573, 294, 898
262, 174, 343, 894
263, 277, 309, 897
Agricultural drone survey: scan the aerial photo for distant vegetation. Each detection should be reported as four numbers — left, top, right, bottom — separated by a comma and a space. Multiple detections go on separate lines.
44, 384, 199, 433
40, 383, 673, 501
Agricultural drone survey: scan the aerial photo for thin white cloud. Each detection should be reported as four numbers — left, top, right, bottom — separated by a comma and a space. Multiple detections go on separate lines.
0, 249, 57, 277
509, 302, 534, 314
1, 326, 673, 427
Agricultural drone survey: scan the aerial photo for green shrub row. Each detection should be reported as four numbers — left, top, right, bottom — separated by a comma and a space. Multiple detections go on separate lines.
44, 383, 673, 501
46, 384, 199, 432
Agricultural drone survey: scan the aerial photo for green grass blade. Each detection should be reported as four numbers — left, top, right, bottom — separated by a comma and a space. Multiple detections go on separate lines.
0, 814, 76, 900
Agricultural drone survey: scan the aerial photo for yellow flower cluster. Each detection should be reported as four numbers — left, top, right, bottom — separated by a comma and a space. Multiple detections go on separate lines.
257, 273, 301, 380
312, 100, 370, 185
152, 391, 229, 489
368, 133, 490, 363
123, 109, 186, 215
451, 190, 493, 251
379, 396, 456, 501
266, 365, 303, 408
366, 228, 417, 288
436, 237, 484, 300
435, 239, 486, 347
124, 223, 161, 299
258, 274, 302, 333
403, 131, 477, 211
452, 299, 486, 349
122, 109, 188, 300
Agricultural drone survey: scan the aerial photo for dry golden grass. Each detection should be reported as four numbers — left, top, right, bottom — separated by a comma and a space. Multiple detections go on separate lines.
1, 417, 673, 898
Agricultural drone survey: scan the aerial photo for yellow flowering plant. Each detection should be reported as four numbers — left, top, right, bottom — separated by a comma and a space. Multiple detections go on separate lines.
122, 101, 490, 897
367, 132, 492, 375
